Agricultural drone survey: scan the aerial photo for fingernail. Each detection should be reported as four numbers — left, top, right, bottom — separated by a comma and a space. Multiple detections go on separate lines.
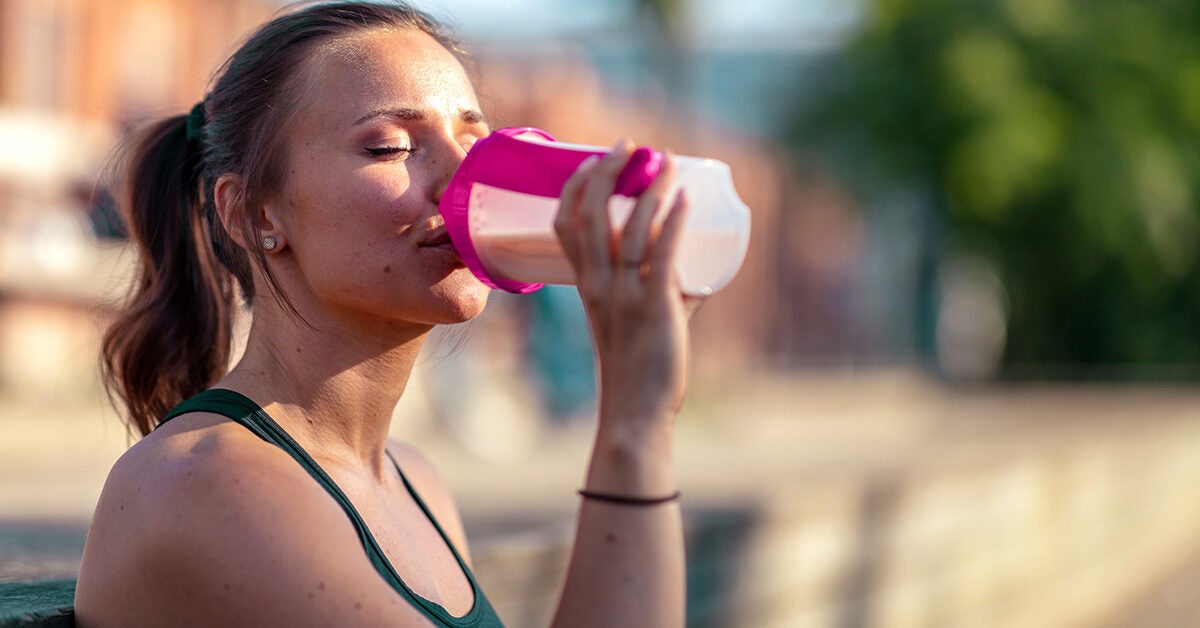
580, 154, 600, 169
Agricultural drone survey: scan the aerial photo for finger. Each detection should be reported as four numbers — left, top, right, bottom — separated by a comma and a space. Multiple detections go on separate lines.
577, 139, 634, 274
616, 152, 677, 294
554, 154, 600, 270
647, 190, 689, 292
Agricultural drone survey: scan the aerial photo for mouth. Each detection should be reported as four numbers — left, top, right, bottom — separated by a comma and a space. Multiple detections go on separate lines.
419, 228, 457, 252
420, 228, 460, 258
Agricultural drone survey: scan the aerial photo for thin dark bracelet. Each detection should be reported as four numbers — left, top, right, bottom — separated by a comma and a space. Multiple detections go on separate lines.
577, 488, 682, 506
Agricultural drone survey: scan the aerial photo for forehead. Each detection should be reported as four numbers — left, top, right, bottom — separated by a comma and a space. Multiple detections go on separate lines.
298, 28, 479, 125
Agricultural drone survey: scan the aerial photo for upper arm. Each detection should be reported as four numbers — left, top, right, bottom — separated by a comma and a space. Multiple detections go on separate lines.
76, 427, 433, 628
388, 440, 473, 566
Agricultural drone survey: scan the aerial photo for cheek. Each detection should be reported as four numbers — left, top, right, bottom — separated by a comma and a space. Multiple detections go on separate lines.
293, 177, 414, 245
382, 190, 427, 229
348, 168, 424, 228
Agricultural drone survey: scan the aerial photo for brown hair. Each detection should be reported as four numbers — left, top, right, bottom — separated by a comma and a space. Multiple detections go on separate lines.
102, 2, 462, 436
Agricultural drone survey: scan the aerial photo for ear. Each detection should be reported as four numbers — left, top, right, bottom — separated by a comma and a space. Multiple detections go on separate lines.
214, 173, 286, 253
214, 173, 251, 250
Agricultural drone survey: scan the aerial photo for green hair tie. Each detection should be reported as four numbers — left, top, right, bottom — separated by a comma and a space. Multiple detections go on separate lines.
185, 101, 207, 144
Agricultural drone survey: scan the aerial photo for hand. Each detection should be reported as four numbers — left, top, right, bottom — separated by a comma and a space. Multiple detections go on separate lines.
554, 139, 698, 427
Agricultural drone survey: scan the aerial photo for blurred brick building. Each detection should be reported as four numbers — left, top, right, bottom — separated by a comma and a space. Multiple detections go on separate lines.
0, 0, 273, 120
0, 0, 276, 398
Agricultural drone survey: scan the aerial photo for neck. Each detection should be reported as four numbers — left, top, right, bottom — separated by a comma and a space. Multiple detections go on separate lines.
219, 300, 431, 477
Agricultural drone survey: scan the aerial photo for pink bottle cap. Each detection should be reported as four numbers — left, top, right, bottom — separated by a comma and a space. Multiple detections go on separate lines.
439, 127, 664, 294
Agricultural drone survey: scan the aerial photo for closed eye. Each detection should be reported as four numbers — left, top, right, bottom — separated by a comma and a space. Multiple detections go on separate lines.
365, 146, 416, 158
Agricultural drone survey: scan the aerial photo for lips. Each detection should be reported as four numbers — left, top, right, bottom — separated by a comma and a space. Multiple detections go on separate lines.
419, 228, 454, 248
419, 228, 459, 255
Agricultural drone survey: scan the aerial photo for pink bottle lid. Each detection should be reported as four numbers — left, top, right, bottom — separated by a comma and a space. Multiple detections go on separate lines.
439, 127, 663, 294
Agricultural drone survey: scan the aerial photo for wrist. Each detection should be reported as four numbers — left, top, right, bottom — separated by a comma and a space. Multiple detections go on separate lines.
584, 417, 676, 497
598, 358, 687, 421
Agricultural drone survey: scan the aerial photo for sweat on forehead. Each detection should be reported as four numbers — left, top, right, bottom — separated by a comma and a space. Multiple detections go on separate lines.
321, 29, 387, 65
298, 29, 465, 97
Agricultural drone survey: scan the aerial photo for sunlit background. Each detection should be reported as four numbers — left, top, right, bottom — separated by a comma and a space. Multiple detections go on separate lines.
2, 0, 1200, 626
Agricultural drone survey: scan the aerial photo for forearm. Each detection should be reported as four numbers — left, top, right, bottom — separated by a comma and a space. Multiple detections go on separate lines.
550, 412, 685, 628
547, 141, 692, 628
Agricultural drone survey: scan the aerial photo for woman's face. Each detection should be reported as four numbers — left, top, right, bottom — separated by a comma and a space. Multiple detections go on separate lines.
267, 28, 491, 327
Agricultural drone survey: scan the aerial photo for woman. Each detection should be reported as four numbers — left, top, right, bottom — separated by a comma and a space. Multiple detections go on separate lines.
75, 2, 694, 626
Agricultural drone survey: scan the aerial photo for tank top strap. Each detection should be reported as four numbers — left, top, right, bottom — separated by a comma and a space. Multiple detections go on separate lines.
160, 388, 273, 440
157, 389, 504, 627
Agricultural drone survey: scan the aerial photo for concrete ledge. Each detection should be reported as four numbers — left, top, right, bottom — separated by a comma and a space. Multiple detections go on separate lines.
467, 392, 1200, 628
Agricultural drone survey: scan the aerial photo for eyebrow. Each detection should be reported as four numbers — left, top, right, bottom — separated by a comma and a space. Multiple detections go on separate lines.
352, 107, 488, 126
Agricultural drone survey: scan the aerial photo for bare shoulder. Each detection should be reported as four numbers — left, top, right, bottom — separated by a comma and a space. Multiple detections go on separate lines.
75, 414, 431, 627
388, 440, 472, 564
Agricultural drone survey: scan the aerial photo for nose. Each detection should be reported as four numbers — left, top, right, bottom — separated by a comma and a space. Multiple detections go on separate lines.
430, 133, 473, 206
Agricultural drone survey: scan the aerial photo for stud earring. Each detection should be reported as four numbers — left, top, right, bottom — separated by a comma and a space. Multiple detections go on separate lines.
263, 235, 278, 251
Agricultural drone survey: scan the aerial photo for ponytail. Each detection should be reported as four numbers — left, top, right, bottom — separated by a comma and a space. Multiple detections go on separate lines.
101, 114, 235, 436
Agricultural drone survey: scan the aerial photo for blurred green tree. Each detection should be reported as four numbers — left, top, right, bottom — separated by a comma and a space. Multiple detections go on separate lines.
797, 0, 1200, 372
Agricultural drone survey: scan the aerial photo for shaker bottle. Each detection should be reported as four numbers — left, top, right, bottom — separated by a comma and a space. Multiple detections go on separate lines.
438, 127, 751, 296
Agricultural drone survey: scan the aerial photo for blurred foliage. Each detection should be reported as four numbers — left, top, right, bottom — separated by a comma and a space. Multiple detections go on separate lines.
796, 0, 1200, 369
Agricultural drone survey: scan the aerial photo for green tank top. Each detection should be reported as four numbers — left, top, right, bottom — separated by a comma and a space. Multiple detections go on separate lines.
160, 389, 505, 628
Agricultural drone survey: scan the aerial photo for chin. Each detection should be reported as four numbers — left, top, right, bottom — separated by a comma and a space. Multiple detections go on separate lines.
427, 270, 490, 323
